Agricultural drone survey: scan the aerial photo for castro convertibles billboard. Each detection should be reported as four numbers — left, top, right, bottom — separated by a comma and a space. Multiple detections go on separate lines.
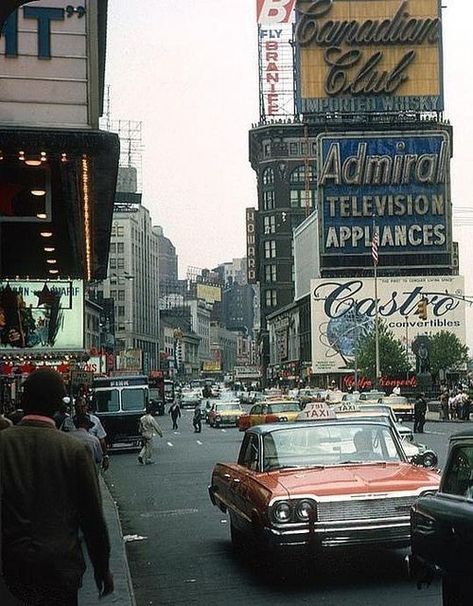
310, 275, 465, 374
317, 130, 451, 271
295, 0, 443, 115
0, 280, 84, 351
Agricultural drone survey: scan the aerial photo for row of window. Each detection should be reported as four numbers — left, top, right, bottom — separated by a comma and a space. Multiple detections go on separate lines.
264, 264, 295, 283
263, 141, 318, 159
109, 242, 125, 254
263, 189, 314, 210
264, 239, 295, 259
262, 164, 317, 186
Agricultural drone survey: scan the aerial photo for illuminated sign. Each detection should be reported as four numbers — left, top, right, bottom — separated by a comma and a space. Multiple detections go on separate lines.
317, 130, 451, 270
0, 279, 84, 350
295, 0, 443, 114
0, 1, 101, 128
257, 0, 296, 24
246, 207, 257, 284
310, 275, 465, 374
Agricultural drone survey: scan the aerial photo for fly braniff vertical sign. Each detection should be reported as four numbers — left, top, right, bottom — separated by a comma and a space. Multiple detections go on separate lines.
294, 0, 444, 115
256, 0, 297, 119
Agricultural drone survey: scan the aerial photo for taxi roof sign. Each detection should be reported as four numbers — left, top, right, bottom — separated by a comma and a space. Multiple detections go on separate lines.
297, 401, 336, 421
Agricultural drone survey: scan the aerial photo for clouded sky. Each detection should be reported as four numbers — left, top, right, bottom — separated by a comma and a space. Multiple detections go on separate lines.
105, 1, 473, 294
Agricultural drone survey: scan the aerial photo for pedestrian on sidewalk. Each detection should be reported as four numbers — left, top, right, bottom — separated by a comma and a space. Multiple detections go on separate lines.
440, 388, 449, 421
138, 404, 163, 464
193, 402, 203, 433
414, 392, 427, 433
0, 368, 113, 606
62, 396, 110, 470
69, 413, 103, 465
169, 400, 181, 430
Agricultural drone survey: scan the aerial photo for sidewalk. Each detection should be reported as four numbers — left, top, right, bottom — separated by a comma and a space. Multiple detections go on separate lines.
79, 475, 136, 606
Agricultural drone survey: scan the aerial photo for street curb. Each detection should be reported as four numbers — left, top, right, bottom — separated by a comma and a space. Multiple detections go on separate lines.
100, 476, 137, 606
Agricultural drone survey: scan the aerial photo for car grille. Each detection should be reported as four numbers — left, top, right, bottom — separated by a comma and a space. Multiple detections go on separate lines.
318, 496, 415, 522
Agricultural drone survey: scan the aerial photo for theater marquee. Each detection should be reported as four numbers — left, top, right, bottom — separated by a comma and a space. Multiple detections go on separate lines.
295, 0, 444, 114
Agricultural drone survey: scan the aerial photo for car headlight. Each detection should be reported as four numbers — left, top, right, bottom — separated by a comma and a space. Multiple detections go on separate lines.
295, 499, 317, 522
272, 501, 292, 523
215, 415, 221, 421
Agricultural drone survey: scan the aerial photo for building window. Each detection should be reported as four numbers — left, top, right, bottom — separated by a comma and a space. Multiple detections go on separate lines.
265, 264, 277, 282
264, 240, 276, 259
263, 215, 276, 234
290, 189, 313, 208
117, 257, 125, 269
117, 242, 124, 253
113, 225, 124, 237
264, 143, 271, 157
109, 243, 116, 253
263, 190, 275, 210
109, 258, 117, 269
118, 290, 125, 301
291, 264, 295, 283
262, 167, 274, 185
290, 165, 316, 183
118, 306, 125, 317
110, 290, 117, 299
265, 289, 277, 308
289, 142, 298, 155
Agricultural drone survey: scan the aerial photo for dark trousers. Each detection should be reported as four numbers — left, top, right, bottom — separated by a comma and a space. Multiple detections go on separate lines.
6, 578, 78, 606
193, 419, 202, 433
414, 414, 425, 433
171, 413, 179, 429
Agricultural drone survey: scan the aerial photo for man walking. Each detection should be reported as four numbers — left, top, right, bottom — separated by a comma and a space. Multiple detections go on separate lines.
193, 402, 203, 433
138, 404, 163, 465
169, 400, 181, 430
0, 368, 113, 605
414, 392, 427, 434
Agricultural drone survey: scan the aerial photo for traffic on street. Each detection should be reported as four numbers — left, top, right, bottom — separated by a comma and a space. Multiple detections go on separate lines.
104, 404, 467, 606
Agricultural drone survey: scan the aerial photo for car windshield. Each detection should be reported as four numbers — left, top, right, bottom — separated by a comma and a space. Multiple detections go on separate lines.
122, 388, 148, 412
267, 402, 300, 413
216, 403, 241, 412
262, 423, 402, 471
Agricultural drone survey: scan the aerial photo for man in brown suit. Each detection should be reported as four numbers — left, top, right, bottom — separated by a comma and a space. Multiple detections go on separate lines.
0, 368, 114, 605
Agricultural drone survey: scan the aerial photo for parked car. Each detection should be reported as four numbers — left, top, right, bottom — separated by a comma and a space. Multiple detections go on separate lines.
410, 429, 473, 605
208, 401, 245, 428
209, 418, 440, 558
180, 391, 202, 409
238, 400, 301, 431
358, 390, 386, 403
381, 394, 415, 422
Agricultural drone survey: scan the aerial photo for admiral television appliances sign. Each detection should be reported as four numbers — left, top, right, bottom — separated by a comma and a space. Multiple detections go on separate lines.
317, 130, 451, 270
295, 0, 443, 114
310, 275, 465, 374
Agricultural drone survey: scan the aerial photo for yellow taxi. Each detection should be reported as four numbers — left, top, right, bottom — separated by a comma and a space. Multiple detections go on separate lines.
238, 400, 301, 431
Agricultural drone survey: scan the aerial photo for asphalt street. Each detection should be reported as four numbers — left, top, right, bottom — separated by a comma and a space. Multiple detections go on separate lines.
105, 413, 465, 606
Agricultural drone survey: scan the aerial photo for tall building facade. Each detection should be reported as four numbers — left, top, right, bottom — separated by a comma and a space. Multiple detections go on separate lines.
155, 225, 179, 293
101, 203, 160, 373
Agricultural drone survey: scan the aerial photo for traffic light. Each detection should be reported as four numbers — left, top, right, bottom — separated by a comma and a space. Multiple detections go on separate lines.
416, 297, 428, 321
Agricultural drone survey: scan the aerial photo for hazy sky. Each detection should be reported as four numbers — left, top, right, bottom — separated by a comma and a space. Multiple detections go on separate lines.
105, 1, 473, 287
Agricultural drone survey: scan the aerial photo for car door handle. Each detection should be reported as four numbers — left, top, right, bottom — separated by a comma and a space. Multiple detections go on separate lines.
223, 473, 231, 479
232, 478, 241, 484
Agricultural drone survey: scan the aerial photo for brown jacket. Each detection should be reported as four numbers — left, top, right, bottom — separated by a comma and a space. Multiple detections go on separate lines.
0, 418, 110, 590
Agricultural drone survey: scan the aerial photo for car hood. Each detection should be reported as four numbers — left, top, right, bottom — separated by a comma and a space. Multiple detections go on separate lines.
271, 463, 439, 498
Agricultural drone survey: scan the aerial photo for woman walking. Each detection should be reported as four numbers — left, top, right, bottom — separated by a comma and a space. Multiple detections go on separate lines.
169, 400, 181, 430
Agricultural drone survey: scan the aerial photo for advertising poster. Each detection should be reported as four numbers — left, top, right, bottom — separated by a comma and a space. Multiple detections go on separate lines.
295, 0, 443, 114
0, 280, 83, 350
310, 275, 465, 374
317, 130, 451, 270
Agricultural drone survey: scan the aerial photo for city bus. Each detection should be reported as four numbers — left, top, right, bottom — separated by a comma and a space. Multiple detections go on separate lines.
91, 375, 149, 449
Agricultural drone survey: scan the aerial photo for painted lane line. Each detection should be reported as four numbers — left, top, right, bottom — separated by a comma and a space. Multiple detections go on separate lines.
196, 440, 202, 445
167, 442, 174, 447
221, 429, 226, 433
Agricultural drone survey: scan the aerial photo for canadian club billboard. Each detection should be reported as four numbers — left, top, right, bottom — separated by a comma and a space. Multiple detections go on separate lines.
310, 275, 465, 374
295, 0, 443, 114
316, 129, 452, 272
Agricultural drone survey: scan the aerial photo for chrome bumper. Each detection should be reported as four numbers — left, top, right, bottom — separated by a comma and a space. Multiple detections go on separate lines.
264, 517, 411, 549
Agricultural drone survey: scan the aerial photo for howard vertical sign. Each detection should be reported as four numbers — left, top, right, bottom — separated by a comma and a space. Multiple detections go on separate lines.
246, 207, 257, 284
316, 130, 452, 272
